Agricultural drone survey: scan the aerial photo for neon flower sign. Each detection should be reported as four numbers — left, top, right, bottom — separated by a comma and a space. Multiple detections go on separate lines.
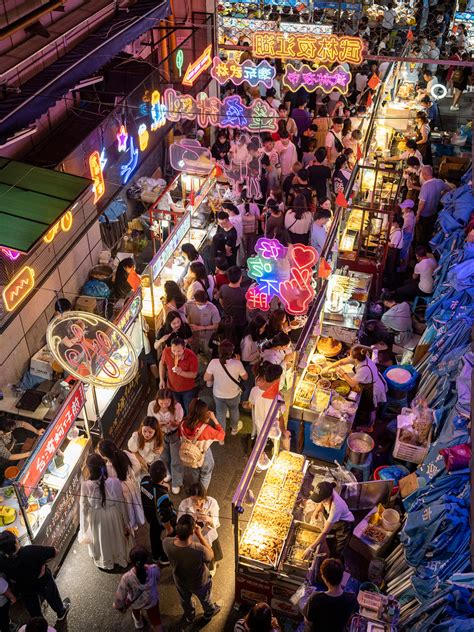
3, 266, 35, 312
89, 150, 105, 204
246, 238, 318, 314
182, 45, 213, 87
283, 64, 352, 94
0, 247, 21, 261
211, 58, 276, 89
252, 32, 363, 65
116, 125, 128, 152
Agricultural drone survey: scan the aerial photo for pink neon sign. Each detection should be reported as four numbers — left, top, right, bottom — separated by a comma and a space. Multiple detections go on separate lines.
116, 125, 128, 152
1, 247, 21, 261
283, 64, 352, 94
211, 58, 275, 89
246, 238, 318, 314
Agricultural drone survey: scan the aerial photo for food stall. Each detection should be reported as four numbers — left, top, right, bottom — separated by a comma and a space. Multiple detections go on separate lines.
232, 401, 393, 617
0, 383, 90, 571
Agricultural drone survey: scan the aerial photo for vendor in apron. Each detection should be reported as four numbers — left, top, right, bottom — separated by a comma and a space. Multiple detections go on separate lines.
414, 111, 432, 166
304, 481, 354, 561
323, 345, 387, 427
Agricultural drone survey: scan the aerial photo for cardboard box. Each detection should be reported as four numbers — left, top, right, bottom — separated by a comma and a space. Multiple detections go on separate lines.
30, 345, 54, 380
75, 296, 97, 313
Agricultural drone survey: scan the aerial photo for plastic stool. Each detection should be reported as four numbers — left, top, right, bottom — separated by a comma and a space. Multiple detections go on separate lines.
346, 454, 373, 482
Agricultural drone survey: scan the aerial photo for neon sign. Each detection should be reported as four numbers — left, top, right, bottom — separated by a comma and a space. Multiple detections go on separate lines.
176, 49, 184, 77
120, 136, 139, 184
252, 32, 363, 65
182, 45, 213, 87
246, 239, 317, 314
150, 90, 167, 131
3, 265, 35, 312
211, 58, 276, 88
283, 64, 351, 94
0, 247, 21, 261
44, 211, 73, 244
47, 312, 138, 388
169, 139, 213, 175
116, 125, 128, 152
146, 89, 277, 133
89, 150, 105, 203
138, 123, 149, 151
219, 134, 263, 199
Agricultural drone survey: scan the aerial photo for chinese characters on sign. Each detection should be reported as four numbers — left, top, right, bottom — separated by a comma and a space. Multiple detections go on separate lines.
283, 64, 352, 94
246, 238, 318, 314
19, 383, 85, 497
182, 45, 213, 87
211, 58, 276, 88
43, 211, 73, 244
2, 266, 35, 312
252, 32, 363, 65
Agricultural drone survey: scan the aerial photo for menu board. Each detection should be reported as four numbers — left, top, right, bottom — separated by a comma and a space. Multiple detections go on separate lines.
33, 440, 90, 573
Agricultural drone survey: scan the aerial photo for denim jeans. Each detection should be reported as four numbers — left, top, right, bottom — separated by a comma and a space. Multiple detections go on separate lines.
189, 449, 215, 491
172, 388, 196, 415
176, 579, 216, 619
214, 393, 241, 432
161, 430, 183, 487
241, 361, 255, 402
23, 571, 66, 618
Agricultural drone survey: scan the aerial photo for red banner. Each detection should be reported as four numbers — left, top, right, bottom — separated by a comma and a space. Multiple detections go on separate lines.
19, 383, 85, 497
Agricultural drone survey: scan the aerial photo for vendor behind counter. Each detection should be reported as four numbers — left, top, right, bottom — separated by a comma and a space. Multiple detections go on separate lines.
0, 417, 45, 482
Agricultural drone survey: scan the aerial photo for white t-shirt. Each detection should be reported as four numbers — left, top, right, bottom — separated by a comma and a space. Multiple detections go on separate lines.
403, 211, 416, 234
326, 491, 355, 525
354, 358, 387, 406
274, 140, 298, 176
128, 431, 163, 465
382, 8, 396, 29
186, 275, 215, 301
206, 358, 247, 399
147, 400, 184, 434
355, 73, 368, 92
284, 210, 313, 235
389, 228, 403, 249
400, 149, 424, 165
249, 386, 285, 437
414, 257, 437, 293
311, 223, 327, 255
325, 129, 343, 162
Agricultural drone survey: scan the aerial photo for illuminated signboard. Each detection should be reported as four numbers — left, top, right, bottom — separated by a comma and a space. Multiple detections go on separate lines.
0, 247, 21, 261
115, 292, 141, 334
47, 312, 138, 388
89, 150, 105, 203
138, 123, 149, 151
116, 125, 128, 152
120, 136, 139, 184
43, 210, 73, 243
246, 238, 317, 314
169, 139, 213, 176
182, 45, 213, 87
152, 212, 192, 280
252, 32, 363, 65
19, 383, 85, 497
150, 90, 167, 131
283, 63, 352, 94
175, 49, 184, 76
211, 58, 276, 88
2, 266, 35, 312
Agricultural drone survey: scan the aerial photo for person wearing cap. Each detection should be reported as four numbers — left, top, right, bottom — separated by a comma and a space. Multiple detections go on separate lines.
304, 481, 354, 563
399, 199, 416, 271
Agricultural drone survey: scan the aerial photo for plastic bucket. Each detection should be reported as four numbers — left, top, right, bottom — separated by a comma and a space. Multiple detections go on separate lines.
382, 509, 400, 531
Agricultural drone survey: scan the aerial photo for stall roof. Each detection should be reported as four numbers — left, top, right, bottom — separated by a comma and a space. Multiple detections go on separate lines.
0, 158, 91, 253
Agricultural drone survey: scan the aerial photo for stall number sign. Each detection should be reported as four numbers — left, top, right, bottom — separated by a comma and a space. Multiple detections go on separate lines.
19, 383, 85, 497
152, 212, 192, 280
252, 32, 363, 65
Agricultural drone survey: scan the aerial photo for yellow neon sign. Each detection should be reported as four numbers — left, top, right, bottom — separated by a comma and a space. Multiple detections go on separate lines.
43, 211, 73, 243
3, 266, 35, 312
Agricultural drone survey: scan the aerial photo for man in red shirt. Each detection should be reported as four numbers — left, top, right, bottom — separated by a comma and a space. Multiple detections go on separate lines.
159, 338, 198, 413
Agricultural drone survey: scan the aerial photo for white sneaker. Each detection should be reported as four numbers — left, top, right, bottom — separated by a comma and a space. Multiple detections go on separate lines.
132, 612, 144, 629
231, 420, 244, 435
219, 440, 225, 446
171, 486, 181, 494
450, 105, 460, 111
164, 474, 171, 483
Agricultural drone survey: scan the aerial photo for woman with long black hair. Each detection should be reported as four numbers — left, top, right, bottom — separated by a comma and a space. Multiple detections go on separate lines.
79, 454, 132, 570
284, 194, 312, 244
98, 440, 145, 530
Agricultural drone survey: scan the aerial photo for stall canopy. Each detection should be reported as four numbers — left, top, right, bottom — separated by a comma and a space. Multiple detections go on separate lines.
0, 158, 91, 253
0, 0, 170, 143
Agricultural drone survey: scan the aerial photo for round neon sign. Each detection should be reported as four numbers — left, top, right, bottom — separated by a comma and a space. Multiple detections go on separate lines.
47, 312, 138, 388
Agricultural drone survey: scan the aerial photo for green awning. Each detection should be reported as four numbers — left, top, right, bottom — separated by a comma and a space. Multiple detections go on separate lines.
0, 158, 91, 253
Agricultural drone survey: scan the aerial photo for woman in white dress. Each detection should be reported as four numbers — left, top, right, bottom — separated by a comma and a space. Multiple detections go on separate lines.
79, 454, 133, 570
98, 439, 145, 531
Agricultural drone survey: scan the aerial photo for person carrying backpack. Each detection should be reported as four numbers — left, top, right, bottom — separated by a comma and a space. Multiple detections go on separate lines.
140, 461, 177, 566
179, 399, 225, 491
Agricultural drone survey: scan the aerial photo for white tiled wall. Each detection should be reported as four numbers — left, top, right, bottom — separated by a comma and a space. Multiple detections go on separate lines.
0, 222, 104, 386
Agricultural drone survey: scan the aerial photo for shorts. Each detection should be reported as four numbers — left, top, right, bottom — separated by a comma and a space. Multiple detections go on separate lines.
145, 351, 157, 366
145, 602, 161, 626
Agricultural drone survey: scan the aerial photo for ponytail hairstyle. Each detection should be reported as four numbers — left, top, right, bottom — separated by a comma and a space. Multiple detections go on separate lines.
98, 439, 132, 482
130, 546, 149, 585
350, 344, 371, 363
86, 454, 108, 508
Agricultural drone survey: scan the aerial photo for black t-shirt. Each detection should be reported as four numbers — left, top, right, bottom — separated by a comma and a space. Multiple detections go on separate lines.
212, 226, 237, 257
308, 164, 332, 202
304, 591, 358, 632
156, 323, 192, 345
218, 285, 247, 326
0, 546, 56, 594
140, 478, 177, 527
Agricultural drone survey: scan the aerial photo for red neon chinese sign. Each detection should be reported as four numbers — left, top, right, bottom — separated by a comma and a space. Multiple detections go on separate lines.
252, 32, 363, 65
246, 238, 318, 314
182, 45, 213, 87
19, 383, 85, 497
89, 150, 105, 203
